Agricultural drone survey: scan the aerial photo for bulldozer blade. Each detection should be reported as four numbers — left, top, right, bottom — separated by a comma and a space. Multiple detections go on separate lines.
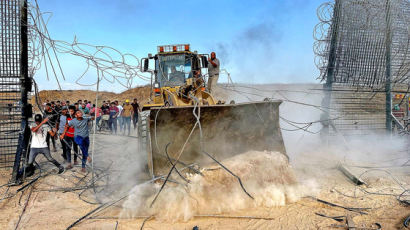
145, 100, 286, 177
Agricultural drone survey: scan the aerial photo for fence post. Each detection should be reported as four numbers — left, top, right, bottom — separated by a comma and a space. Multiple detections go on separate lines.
11, 0, 31, 184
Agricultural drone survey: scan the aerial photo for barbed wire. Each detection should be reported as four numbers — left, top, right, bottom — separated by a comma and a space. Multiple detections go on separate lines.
313, 0, 410, 89
27, 0, 150, 90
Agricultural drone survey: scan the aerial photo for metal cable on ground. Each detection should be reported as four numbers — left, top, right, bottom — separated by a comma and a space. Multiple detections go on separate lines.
164, 143, 189, 183
201, 150, 254, 200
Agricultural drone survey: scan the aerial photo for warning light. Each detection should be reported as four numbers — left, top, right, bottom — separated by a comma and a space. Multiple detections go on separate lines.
157, 44, 191, 53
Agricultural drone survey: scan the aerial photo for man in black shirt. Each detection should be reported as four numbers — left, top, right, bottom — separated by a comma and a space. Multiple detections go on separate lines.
131, 98, 141, 130
44, 103, 59, 152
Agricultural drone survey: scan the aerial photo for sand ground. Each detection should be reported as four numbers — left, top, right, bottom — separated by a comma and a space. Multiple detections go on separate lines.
0, 131, 409, 230
1, 84, 409, 229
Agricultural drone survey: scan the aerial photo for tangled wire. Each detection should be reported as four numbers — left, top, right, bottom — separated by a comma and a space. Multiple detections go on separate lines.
27, 0, 149, 90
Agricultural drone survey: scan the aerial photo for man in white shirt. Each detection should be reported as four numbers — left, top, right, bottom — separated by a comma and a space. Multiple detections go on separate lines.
116, 101, 124, 133
207, 52, 220, 93
28, 114, 64, 174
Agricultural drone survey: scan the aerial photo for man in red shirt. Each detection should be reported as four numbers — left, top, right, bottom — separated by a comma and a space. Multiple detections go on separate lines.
60, 105, 79, 169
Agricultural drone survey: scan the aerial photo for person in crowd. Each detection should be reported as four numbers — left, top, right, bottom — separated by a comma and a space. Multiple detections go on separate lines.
44, 103, 59, 152
43, 100, 49, 110
28, 114, 64, 174
86, 101, 92, 110
122, 99, 133, 136
57, 106, 69, 162
63, 106, 79, 166
101, 102, 110, 115
56, 101, 62, 112
80, 103, 90, 115
90, 104, 102, 128
116, 100, 124, 133
68, 110, 94, 172
207, 52, 220, 93
131, 98, 140, 130
108, 102, 119, 134
74, 103, 79, 111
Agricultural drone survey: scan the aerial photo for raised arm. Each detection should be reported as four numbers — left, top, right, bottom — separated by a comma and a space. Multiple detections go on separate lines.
31, 117, 48, 133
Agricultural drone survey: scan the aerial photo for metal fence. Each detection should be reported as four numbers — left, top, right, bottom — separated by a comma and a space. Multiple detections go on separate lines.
314, 0, 410, 88
314, 0, 410, 137
0, 0, 22, 168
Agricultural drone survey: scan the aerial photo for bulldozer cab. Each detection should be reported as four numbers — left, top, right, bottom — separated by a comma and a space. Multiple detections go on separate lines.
142, 44, 206, 88
156, 54, 191, 87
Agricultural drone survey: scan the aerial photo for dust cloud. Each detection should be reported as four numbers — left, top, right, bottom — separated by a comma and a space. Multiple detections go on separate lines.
120, 150, 316, 221
95, 83, 408, 221
117, 83, 323, 220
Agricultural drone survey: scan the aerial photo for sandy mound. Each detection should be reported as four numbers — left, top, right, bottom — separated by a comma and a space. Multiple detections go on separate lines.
121, 150, 307, 221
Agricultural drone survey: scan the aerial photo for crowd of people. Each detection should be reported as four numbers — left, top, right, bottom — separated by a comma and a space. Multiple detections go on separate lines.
23, 98, 141, 175
23, 52, 220, 176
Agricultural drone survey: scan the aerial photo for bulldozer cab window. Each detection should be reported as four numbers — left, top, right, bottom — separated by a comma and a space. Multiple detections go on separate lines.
157, 55, 191, 87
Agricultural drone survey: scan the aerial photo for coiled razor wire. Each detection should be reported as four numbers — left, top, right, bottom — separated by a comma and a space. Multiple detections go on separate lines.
313, 0, 410, 89
27, 0, 149, 90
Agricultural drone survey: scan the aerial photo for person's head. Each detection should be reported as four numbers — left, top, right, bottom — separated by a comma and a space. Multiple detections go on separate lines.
115, 100, 118, 106
61, 101, 66, 106
125, 99, 129, 105
134, 98, 138, 103
61, 106, 68, 115
69, 105, 76, 116
93, 104, 95, 107
75, 110, 83, 119
211, 52, 216, 60
78, 99, 82, 104
82, 103, 86, 108
74, 103, 79, 109
66, 100, 70, 105
84, 99, 88, 104
110, 102, 115, 107
34, 114, 43, 125
45, 103, 51, 111
56, 100, 61, 105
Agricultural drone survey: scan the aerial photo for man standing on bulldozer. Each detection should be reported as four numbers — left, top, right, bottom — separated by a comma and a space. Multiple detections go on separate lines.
207, 52, 220, 93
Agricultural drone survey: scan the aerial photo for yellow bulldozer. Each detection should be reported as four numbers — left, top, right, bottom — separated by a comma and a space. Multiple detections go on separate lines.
139, 44, 286, 177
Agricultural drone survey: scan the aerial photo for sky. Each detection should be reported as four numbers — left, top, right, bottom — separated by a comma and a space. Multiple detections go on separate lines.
34, 0, 326, 92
